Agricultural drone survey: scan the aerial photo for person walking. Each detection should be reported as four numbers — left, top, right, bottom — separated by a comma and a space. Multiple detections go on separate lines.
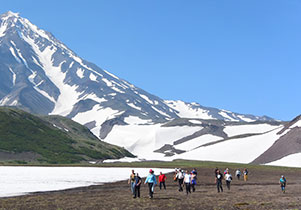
191, 170, 197, 192
133, 173, 142, 198
158, 172, 167, 190
279, 175, 287, 193
128, 169, 136, 197
243, 168, 248, 181
173, 169, 178, 182
144, 169, 157, 199
176, 169, 184, 192
191, 168, 198, 175
224, 168, 229, 175
235, 169, 241, 180
215, 169, 223, 193
184, 170, 191, 195
225, 171, 233, 190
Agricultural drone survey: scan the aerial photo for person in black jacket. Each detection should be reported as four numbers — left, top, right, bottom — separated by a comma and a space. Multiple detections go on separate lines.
133, 173, 142, 198
215, 169, 223, 193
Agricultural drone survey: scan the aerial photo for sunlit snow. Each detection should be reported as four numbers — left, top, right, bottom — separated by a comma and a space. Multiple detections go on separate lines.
265, 153, 301, 168
0, 167, 173, 197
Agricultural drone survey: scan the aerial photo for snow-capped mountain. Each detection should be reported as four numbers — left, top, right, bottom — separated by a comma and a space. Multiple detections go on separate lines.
164, 100, 275, 122
3, 11, 296, 167
0, 11, 275, 139
0, 11, 179, 137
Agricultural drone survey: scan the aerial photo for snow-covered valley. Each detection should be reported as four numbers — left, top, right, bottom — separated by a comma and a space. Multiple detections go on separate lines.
0, 167, 173, 197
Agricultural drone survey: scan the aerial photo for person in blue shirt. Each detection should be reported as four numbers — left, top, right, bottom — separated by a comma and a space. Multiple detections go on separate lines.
144, 169, 157, 199
279, 175, 287, 193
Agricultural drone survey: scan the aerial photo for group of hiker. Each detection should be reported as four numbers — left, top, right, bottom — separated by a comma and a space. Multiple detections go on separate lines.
129, 169, 167, 199
129, 167, 287, 199
214, 168, 248, 193
173, 168, 197, 195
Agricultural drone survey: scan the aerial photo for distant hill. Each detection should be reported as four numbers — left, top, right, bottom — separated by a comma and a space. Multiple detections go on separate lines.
0, 107, 134, 164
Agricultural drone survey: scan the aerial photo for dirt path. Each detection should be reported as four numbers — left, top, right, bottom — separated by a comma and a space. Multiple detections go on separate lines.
0, 167, 300, 209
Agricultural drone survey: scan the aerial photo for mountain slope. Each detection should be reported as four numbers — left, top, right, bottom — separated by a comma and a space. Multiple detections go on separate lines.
252, 115, 301, 164
0, 107, 133, 164
164, 100, 275, 122
103, 117, 282, 160
3, 11, 297, 167
0, 11, 178, 137
0, 11, 276, 140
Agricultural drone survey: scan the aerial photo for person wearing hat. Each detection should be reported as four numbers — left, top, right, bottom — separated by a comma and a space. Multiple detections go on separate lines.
279, 175, 287, 193
144, 169, 157, 198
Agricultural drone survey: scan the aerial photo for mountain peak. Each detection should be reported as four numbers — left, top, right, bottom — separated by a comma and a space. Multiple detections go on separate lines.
1, 11, 20, 18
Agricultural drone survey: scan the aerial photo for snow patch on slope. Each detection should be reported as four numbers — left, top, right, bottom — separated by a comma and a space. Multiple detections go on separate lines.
8, 67, 16, 86
265, 153, 301, 168
104, 125, 201, 159
165, 100, 214, 119
76, 68, 85, 79
22, 33, 82, 116
72, 104, 123, 137
289, 119, 301, 129
174, 134, 221, 151
173, 126, 284, 163
124, 116, 151, 125
224, 124, 280, 137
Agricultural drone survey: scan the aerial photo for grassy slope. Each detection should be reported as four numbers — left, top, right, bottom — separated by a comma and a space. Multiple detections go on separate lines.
0, 107, 133, 164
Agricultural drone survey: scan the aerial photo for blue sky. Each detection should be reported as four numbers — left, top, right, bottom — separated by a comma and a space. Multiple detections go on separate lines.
1, 0, 300, 120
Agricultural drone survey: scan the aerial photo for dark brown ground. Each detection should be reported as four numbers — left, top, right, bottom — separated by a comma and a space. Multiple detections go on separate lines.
0, 166, 300, 210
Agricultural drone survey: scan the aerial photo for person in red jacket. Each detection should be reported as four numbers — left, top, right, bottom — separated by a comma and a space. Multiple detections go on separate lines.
158, 172, 167, 190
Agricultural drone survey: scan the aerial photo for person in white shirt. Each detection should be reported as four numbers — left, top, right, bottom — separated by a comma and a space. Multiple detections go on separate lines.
184, 170, 191, 195
235, 169, 241, 180
176, 169, 184, 192
225, 171, 233, 190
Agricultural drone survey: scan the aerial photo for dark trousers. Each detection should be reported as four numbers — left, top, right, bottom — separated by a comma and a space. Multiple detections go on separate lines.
191, 183, 196, 192
281, 183, 286, 192
226, 180, 231, 190
148, 183, 154, 198
217, 181, 223, 192
159, 181, 166, 190
178, 178, 184, 191
185, 183, 191, 194
134, 185, 140, 198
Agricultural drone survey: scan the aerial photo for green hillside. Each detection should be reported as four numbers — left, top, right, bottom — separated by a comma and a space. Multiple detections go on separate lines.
0, 107, 134, 164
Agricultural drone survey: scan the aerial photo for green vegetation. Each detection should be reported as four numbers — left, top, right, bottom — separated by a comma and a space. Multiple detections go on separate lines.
0, 107, 134, 164
2, 159, 300, 173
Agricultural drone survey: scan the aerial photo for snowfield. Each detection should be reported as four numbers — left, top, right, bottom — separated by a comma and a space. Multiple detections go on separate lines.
0, 167, 173, 198
174, 134, 222, 151
265, 153, 301, 168
171, 126, 285, 163
104, 124, 202, 159
223, 124, 281, 137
